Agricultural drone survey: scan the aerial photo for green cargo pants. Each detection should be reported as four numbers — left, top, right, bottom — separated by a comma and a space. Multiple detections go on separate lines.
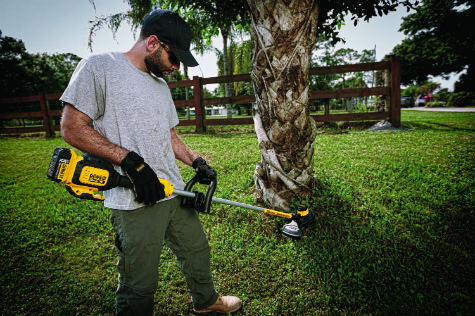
110, 196, 219, 316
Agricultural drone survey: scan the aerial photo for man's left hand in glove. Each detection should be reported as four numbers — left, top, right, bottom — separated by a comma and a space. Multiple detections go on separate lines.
192, 157, 217, 185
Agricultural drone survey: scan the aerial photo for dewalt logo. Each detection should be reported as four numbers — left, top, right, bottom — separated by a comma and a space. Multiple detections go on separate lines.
57, 163, 68, 181
88, 173, 107, 184
79, 167, 109, 187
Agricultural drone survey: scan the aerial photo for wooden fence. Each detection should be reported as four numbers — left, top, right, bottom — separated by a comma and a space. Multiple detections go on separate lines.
0, 55, 400, 135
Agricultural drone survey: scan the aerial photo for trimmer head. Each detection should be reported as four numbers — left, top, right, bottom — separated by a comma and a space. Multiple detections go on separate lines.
297, 211, 316, 228
282, 220, 302, 240
281, 205, 316, 240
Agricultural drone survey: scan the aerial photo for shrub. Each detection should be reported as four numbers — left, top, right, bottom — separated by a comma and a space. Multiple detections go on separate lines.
447, 91, 474, 107
425, 101, 446, 107
353, 101, 372, 113
433, 88, 450, 102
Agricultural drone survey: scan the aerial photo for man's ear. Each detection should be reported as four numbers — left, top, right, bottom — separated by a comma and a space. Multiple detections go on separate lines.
146, 35, 159, 52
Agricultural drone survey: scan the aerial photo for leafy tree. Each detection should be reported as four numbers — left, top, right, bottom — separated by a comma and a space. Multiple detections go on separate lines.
402, 81, 440, 99
311, 42, 376, 110
447, 91, 474, 107
433, 88, 450, 102
311, 35, 339, 92
402, 85, 419, 98
0, 30, 81, 99
231, 39, 253, 97
89, 0, 418, 210
215, 38, 254, 115
157, 1, 251, 119
453, 71, 475, 93
391, 0, 475, 91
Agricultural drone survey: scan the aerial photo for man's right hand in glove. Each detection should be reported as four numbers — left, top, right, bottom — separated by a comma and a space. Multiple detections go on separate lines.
120, 151, 165, 205
192, 157, 217, 185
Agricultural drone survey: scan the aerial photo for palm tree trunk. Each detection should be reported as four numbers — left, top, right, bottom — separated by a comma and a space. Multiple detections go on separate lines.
247, 0, 320, 211
221, 26, 233, 119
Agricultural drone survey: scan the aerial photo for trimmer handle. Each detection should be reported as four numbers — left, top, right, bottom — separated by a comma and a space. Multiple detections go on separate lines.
118, 175, 134, 189
119, 174, 216, 214
118, 176, 174, 197
181, 175, 216, 214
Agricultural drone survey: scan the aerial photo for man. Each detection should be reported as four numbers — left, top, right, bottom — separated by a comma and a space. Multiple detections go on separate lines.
60, 9, 242, 315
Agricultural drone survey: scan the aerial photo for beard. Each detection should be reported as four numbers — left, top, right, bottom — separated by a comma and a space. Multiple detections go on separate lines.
144, 46, 171, 78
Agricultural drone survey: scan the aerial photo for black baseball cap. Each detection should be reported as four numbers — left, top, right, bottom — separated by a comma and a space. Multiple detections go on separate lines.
142, 9, 199, 67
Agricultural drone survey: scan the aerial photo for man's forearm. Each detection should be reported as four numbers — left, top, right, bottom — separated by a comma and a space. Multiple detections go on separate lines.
61, 104, 128, 165
170, 128, 199, 166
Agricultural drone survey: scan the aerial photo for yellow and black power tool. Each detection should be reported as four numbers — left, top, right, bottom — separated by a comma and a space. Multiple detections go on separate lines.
47, 147, 316, 240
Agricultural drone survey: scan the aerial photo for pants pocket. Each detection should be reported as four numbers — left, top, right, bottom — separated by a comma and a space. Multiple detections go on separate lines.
114, 233, 129, 284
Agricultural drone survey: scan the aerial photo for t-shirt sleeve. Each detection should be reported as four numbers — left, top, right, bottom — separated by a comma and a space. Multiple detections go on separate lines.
60, 57, 105, 121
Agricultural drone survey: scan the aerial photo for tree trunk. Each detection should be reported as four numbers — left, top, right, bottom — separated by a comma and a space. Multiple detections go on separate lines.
247, 0, 320, 211
221, 26, 233, 119
184, 65, 190, 120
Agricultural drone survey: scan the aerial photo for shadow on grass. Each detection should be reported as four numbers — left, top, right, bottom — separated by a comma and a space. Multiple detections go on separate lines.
403, 121, 475, 132
281, 178, 475, 315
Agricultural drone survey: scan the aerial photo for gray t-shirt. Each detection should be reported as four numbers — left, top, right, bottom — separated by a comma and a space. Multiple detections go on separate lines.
60, 52, 185, 210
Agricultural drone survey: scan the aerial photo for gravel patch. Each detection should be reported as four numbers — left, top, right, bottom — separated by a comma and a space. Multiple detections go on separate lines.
367, 120, 411, 132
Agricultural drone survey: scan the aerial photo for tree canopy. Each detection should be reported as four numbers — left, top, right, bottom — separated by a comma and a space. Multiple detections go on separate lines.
391, 0, 475, 90
0, 30, 81, 99
311, 37, 377, 92
89, 0, 418, 49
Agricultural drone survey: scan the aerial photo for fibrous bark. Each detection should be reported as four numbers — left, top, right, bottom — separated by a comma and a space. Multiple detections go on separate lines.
247, 0, 320, 211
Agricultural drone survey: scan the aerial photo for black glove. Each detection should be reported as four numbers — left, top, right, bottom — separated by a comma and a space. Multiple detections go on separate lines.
120, 151, 165, 205
192, 157, 217, 185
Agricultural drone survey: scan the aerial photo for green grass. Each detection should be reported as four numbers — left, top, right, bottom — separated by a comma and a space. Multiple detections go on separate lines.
1, 111, 474, 315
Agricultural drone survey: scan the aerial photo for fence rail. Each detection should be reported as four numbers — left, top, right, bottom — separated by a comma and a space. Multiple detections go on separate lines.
0, 56, 401, 135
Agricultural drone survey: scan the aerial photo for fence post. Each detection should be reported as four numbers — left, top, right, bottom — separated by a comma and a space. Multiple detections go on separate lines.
384, 60, 391, 113
193, 76, 205, 133
39, 92, 52, 136
390, 55, 401, 128
324, 99, 330, 115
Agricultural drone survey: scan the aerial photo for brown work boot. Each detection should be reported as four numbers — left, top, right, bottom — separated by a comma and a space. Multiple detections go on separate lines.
193, 294, 242, 313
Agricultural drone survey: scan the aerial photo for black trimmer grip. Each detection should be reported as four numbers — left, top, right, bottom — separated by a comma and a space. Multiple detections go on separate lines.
183, 175, 198, 192
181, 176, 216, 214
203, 179, 216, 214
201, 180, 216, 214
181, 175, 197, 208
119, 175, 134, 189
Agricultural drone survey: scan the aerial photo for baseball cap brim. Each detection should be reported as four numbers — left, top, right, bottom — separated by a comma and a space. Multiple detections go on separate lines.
169, 45, 199, 67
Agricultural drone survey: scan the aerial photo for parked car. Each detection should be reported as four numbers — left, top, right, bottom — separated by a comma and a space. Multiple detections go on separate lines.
415, 95, 426, 107
401, 96, 414, 107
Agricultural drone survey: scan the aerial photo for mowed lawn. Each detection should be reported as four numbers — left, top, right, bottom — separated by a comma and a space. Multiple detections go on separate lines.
0, 110, 474, 315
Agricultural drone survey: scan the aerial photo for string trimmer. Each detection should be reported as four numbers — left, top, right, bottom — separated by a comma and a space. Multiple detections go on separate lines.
46, 147, 316, 240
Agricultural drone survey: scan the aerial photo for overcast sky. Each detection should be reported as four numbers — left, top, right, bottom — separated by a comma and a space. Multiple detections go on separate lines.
0, 0, 462, 90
